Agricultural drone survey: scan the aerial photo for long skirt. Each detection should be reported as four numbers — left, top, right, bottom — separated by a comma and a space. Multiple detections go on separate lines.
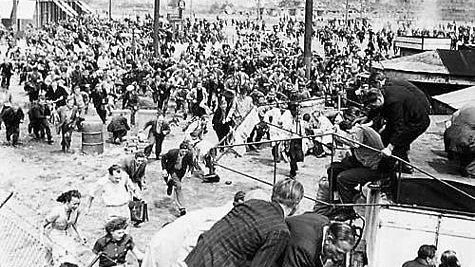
48, 229, 79, 267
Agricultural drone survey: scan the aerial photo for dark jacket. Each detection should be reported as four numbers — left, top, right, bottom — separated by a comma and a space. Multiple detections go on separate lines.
402, 258, 434, 267
279, 212, 329, 267
123, 90, 139, 109
2, 106, 24, 126
161, 149, 193, 178
45, 85, 69, 107
378, 79, 431, 147
29, 102, 51, 120
90, 87, 108, 109
144, 119, 170, 137
107, 115, 130, 132
0, 62, 13, 77
120, 156, 146, 187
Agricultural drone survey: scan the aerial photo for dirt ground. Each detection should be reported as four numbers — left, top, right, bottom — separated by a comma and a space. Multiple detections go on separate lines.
0, 76, 327, 263
0, 74, 469, 265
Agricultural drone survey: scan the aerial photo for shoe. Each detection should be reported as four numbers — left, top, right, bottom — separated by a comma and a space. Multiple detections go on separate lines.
179, 208, 186, 217
166, 183, 173, 196
47, 140, 54, 145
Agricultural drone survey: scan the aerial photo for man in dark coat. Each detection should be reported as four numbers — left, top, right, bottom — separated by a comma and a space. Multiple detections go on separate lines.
288, 103, 304, 179
0, 59, 14, 88
120, 152, 148, 191
366, 73, 430, 173
29, 95, 53, 143
25, 66, 43, 102
107, 113, 130, 144
161, 143, 194, 216
45, 79, 69, 108
279, 218, 355, 267
402, 244, 437, 267
212, 98, 231, 144
70, 65, 84, 88
142, 113, 171, 160
1, 103, 24, 146
90, 85, 108, 124
149, 75, 171, 114
123, 84, 140, 125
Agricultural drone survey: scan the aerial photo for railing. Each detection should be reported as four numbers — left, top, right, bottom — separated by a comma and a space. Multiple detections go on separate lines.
213, 127, 475, 214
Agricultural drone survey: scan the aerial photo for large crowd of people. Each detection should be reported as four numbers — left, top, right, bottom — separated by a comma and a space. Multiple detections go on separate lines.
0, 10, 470, 267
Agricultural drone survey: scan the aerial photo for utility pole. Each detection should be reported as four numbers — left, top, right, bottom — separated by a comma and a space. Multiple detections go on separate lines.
153, 0, 160, 57
257, 0, 261, 20
360, 0, 363, 22
303, 0, 313, 79
12, 0, 18, 32
190, 0, 192, 19
132, 28, 136, 61
344, 0, 349, 29
109, 0, 112, 20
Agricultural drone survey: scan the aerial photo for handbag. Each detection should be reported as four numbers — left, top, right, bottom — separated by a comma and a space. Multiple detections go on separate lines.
128, 200, 149, 224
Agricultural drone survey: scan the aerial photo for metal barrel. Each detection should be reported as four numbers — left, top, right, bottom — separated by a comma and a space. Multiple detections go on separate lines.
82, 120, 104, 154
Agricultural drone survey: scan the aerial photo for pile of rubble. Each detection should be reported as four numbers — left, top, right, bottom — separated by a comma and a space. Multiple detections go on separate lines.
124, 135, 149, 154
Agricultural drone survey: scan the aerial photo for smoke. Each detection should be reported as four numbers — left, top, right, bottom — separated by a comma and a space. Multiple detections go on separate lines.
416, 0, 440, 28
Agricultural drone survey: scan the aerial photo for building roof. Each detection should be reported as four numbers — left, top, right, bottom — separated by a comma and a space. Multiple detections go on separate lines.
438, 49, 475, 77
381, 49, 475, 77
433, 86, 475, 110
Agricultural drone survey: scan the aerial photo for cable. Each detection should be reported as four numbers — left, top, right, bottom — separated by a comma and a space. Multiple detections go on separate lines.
214, 163, 475, 217
333, 133, 475, 201
214, 132, 333, 150
263, 120, 334, 149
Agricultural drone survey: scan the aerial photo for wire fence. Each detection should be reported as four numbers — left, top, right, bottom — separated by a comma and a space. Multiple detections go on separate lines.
0, 192, 53, 267
0, 191, 86, 267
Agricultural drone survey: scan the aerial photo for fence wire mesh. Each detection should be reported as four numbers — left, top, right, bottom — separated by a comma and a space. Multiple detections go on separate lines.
0, 191, 86, 267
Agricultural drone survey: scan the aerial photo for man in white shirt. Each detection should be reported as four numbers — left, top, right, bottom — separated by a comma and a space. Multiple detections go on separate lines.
86, 164, 136, 221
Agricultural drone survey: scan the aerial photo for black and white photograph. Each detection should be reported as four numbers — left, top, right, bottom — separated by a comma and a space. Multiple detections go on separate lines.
0, 0, 474, 266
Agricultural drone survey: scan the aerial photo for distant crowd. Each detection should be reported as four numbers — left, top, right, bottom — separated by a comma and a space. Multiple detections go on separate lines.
0, 13, 470, 267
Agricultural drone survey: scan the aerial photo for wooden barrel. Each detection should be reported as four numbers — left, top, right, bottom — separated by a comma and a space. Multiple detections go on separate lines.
82, 120, 104, 154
